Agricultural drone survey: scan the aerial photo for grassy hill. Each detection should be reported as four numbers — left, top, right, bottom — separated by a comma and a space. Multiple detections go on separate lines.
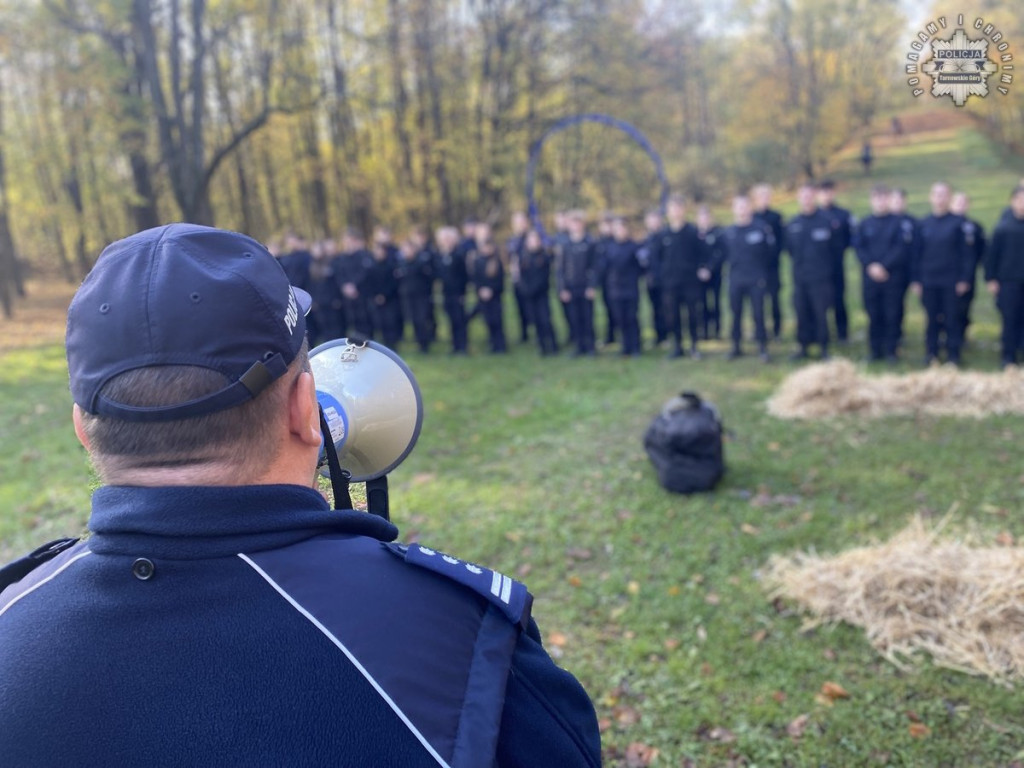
3, 117, 1024, 765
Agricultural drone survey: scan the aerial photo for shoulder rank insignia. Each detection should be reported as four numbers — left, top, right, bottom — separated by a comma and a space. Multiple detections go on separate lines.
384, 542, 533, 628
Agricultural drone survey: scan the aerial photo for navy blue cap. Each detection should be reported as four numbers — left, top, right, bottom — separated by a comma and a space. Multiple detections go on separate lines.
66, 223, 312, 422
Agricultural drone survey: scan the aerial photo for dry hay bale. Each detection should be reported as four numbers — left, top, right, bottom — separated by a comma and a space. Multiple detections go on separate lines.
763, 517, 1024, 684
767, 358, 1024, 419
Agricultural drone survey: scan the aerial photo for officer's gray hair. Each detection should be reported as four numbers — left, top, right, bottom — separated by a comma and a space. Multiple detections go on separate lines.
80, 342, 309, 482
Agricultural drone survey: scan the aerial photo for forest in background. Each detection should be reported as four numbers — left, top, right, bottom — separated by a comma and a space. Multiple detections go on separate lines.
0, 0, 1021, 316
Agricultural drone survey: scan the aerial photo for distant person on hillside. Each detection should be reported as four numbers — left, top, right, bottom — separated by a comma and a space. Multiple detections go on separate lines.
985, 186, 1024, 367
860, 141, 873, 176
910, 182, 972, 366
891, 116, 904, 138
752, 184, 785, 339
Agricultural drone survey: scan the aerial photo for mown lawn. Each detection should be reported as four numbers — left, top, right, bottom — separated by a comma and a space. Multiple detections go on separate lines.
3, 118, 1024, 766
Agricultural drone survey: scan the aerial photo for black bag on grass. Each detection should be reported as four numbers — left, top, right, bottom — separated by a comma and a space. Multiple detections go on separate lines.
643, 391, 724, 493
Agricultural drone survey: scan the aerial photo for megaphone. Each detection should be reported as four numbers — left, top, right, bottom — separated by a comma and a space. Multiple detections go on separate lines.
309, 337, 423, 518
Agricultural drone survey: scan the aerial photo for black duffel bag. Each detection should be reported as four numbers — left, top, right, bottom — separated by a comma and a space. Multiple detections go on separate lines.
643, 391, 725, 493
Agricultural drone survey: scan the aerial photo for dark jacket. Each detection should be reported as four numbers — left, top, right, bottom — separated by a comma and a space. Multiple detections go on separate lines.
658, 224, 703, 287
0, 485, 601, 768
986, 212, 1024, 283
753, 208, 784, 272
397, 249, 436, 298
278, 249, 313, 292
821, 203, 854, 264
332, 248, 373, 293
722, 222, 774, 284
556, 238, 598, 294
697, 226, 726, 278
854, 214, 905, 274
913, 212, 971, 286
519, 247, 553, 298
471, 250, 505, 296
364, 257, 400, 303
785, 210, 835, 284
601, 239, 643, 301
435, 249, 469, 297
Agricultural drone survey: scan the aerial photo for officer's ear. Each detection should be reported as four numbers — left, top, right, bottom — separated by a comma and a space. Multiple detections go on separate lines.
288, 370, 322, 448
72, 404, 91, 451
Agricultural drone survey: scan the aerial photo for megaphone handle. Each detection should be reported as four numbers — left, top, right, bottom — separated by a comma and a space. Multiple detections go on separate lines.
319, 405, 354, 511
366, 475, 390, 521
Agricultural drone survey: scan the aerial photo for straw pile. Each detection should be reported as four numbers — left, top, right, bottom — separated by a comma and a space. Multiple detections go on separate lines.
763, 517, 1024, 684
767, 359, 1024, 419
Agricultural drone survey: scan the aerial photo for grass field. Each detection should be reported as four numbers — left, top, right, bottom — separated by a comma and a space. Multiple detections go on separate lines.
3, 116, 1024, 766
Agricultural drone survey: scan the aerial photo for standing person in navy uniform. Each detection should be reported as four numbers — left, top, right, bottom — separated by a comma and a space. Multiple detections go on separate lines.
434, 226, 469, 355
817, 180, 854, 343
396, 235, 435, 353
332, 228, 374, 339
752, 184, 785, 340
551, 210, 575, 346
365, 241, 403, 349
470, 235, 507, 354
660, 196, 705, 359
601, 216, 644, 357
696, 205, 724, 341
950, 191, 986, 342
639, 209, 668, 346
722, 194, 773, 362
0, 224, 601, 768
786, 183, 836, 360
507, 211, 532, 344
855, 185, 905, 362
518, 229, 558, 356
910, 182, 972, 366
985, 186, 1024, 367
889, 187, 918, 349
557, 211, 599, 356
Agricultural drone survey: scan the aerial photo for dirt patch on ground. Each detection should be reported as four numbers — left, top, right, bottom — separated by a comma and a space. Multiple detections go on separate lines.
0, 280, 76, 353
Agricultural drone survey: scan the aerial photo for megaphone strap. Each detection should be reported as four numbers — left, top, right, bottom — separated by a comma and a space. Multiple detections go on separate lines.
319, 405, 353, 511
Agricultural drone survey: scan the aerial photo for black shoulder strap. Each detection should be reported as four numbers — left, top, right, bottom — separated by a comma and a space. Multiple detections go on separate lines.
0, 538, 80, 593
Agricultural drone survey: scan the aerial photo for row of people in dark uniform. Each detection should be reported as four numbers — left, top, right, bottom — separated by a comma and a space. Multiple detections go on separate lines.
271, 179, 1024, 367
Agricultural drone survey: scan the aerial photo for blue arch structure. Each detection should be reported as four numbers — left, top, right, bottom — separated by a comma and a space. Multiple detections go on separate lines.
525, 113, 671, 236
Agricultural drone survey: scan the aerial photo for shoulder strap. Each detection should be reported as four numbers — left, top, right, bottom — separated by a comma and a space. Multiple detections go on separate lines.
0, 538, 80, 592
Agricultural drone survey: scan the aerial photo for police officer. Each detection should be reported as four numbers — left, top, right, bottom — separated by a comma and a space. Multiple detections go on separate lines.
0, 223, 602, 767
433, 226, 469, 354
507, 211, 533, 344
332, 228, 374, 339
518, 229, 558, 356
855, 185, 905, 362
601, 216, 643, 356
752, 184, 785, 339
396, 234, 436, 353
910, 182, 972, 366
818, 180, 854, 344
551, 210, 575, 346
660, 196, 705, 359
557, 211, 599, 356
639, 209, 668, 345
596, 213, 617, 347
985, 186, 1024, 367
696, 205, 724, 340
722, 194, 773, 361
786, 183, 835, 360
889, 187, 918, 348
951, 191, 986, 341
470, 234, 507, 354
308, 237, 342, 346
365, 241, 403, 348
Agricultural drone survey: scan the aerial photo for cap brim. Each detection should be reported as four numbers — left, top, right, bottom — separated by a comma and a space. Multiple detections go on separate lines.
293, 286, 313, 316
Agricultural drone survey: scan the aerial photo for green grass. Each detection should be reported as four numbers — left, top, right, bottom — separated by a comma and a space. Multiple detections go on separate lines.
4, 123, 1024, 766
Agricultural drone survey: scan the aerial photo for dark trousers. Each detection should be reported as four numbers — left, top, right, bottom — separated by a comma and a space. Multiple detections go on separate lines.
480, 296, 506, 353
703, 273, 722, 339
370, 299, 402, 349
514, 283, 531, 342
794, 280, 833, 351
958, 282, 976, 338
921, 284, 963, 361
610, 295, 641, 355
525, 292, 557, 355
862, 277, 903, 358
663, 283, 702, 350
443, 294, 468, 353
602, 284, 617, 344
647, 283, 667, 343
402, 293, 434, 352
343, 297, 372, 339
833, 258, 848, 341
767, 270, 782, 338
729, 280, 767, 349
564, 293, 595, 353
998, 281, 1024, 363
561, 300, 575, 345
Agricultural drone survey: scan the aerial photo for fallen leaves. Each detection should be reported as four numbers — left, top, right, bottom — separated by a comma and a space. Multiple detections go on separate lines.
786, 713, 811, 738
908, 722, 931, 738
815, 681, 851, 706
